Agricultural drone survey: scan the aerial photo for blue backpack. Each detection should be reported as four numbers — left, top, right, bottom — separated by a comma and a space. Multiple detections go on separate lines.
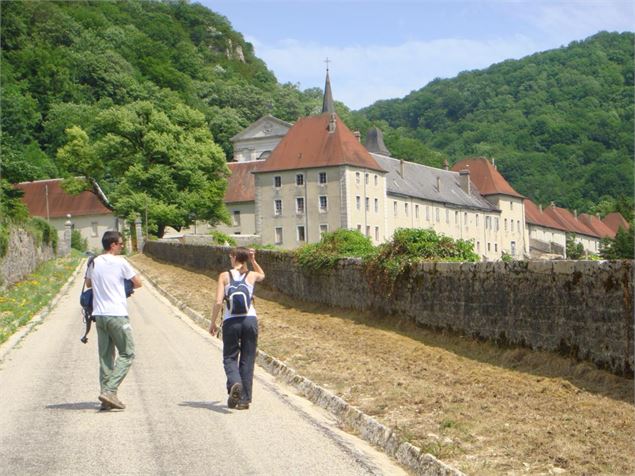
225, 270, 251, 316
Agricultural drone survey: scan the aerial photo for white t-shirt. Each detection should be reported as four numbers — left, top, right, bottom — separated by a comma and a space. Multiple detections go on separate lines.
85, 254, 137, 317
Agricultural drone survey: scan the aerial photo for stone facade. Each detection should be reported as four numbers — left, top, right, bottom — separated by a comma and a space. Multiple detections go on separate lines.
144, 240, 634, 376
0, 227, 62, 290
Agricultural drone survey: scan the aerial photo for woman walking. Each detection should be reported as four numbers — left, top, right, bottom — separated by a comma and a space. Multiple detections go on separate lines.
209, 247, 265, 410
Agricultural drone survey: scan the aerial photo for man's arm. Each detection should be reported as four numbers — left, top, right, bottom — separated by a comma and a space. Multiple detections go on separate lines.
131, 274, 142, 289
84, 278, 92, 288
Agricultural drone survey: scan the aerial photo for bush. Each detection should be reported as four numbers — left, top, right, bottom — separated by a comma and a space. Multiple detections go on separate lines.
28, 217, 58, 252
0, 223, 8, 258
501, 251, 513, 262
71, 229, 87, 251
364, 228, 479, 295
566, 234, 585, 260
295, 229, 375, 271
209, 230, 236, 246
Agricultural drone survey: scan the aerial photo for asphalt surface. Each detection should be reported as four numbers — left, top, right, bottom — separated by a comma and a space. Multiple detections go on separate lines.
0, 263, 407, 476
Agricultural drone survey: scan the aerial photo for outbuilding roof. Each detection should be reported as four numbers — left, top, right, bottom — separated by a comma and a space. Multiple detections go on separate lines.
371, 154, 498, 212
451, 157, 524, 198
255, 113, 384, 174
543, 205, 598, 238
602, 212, 630, 235
578, 213, 616, 239
224, 161, 262, 203
524, 200, 567, 231
16, 179, 112, 218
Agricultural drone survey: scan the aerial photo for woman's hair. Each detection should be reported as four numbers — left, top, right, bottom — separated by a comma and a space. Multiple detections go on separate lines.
230, 247, 249, 264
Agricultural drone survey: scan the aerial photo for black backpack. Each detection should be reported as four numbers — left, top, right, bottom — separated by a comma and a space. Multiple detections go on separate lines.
80, 256, 134, 343
224, 270, 251, 316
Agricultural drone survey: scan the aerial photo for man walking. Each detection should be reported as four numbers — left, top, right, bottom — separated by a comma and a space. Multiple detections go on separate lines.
85, 230, 142, 410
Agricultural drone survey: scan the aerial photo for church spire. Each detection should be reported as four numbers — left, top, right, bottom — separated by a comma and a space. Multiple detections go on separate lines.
321, 60, 335, 114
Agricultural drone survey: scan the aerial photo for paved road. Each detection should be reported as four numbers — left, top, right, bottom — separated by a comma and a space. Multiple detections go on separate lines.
0, 263, 407, 476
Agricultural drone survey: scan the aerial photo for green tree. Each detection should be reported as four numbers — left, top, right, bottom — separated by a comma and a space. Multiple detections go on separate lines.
57, 100, 229, 237
600, 227, 634, 259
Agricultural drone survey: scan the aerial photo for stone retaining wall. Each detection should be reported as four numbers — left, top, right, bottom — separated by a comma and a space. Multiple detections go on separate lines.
144, 241, 634, 376
0, 227, 60, 290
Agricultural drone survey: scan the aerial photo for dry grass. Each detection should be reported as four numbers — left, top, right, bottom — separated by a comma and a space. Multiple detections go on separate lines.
130, 254, 635, 475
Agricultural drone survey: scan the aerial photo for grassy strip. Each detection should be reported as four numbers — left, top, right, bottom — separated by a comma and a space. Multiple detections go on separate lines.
0, 250, 83, 344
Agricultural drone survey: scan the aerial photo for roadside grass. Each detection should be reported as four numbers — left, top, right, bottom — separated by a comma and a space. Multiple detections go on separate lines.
0, 250, 83, 344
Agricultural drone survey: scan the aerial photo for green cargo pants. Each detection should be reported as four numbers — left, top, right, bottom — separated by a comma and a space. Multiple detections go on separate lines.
95, 315, 135, 394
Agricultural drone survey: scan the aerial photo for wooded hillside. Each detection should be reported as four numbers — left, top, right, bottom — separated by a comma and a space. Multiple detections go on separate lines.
356, 32, 634, 214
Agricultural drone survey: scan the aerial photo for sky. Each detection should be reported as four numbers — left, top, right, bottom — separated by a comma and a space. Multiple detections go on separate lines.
198, 0, 635, 110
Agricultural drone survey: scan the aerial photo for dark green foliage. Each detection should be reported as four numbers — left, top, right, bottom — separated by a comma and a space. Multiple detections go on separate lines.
566, 234, 585, 259
364, 228, 479, 295
600, 227, 634, 259
356, 32, 634, 214
295, 229, 375, 271
28, 217, 58, 252
1, 0, 318, 228
70, 229, 87, 252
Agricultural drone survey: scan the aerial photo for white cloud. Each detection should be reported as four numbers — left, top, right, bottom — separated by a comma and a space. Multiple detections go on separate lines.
248, 36, 541, 109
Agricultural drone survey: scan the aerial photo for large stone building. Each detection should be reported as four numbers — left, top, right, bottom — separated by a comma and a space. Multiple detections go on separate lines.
214, 72, 627, 259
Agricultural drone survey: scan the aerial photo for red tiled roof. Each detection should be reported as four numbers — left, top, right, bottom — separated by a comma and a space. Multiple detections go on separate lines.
255, 113, 384, 173
578, 213, 615, 239
602, 212, 630, 235
224, 161, 261, 202
451, 157, 524, 198
16, 179, 112, 218
543, 205, 598, 237
524, 200, 567, 231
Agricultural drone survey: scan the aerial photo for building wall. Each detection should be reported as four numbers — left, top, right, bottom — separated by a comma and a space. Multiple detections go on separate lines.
256, 167, 345, 249
484, 195, 527, 258
50, 214, 115, 251
233, 137, 286, 162
343, 168, 386, 244
145, 241, 634, 377
215, 202, 256, 236
528, 225, 567, 252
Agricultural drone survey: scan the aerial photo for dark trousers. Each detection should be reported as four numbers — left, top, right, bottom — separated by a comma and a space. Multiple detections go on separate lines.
222, 316, 258, 403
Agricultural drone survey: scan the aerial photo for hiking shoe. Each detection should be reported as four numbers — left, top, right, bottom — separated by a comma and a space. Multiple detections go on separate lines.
99, 401, 113, 411
227, 383, 242, 409
99, 392, 126, 410
236, 402, 250, 410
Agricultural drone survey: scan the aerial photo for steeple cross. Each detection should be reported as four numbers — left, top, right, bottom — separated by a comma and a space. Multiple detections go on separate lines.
324, 57, 331, 72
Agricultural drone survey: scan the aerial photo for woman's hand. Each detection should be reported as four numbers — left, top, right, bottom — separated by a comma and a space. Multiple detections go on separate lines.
209, 320, 218, 337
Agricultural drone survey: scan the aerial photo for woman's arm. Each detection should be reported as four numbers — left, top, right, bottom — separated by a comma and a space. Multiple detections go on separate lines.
249, 249, 265, 282
209, 272, 227, 336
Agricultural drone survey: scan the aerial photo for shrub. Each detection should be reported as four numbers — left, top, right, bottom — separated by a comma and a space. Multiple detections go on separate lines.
364, 228, 479, 295
28, 217, 58, 252
501, 251, 513, 262
0, 223, 8, 258
71, 229, 87, 251
295, 229, 375, 271
209, 230, 236, 246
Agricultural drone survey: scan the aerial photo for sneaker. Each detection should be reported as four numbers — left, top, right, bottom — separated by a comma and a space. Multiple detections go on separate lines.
236, 402, 250, 410
99, 392, 126, 410
99, 401, 113, 411
227, 383, 242, 409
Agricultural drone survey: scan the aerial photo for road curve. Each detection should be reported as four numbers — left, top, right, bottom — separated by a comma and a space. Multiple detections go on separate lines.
0, 262, 407, 476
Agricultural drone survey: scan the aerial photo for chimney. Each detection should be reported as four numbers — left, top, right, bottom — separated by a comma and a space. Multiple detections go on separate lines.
550, 201, 556, 208
539, 203, 543, 213
443, 159, 449, 171
327, 113, 336, 133
353, 130, 361, 143
436, 176, 441, 191
492, 158, 497, 169
459, 169, 471, 195
574, 209, 578, 219
399, 159, 404, 178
